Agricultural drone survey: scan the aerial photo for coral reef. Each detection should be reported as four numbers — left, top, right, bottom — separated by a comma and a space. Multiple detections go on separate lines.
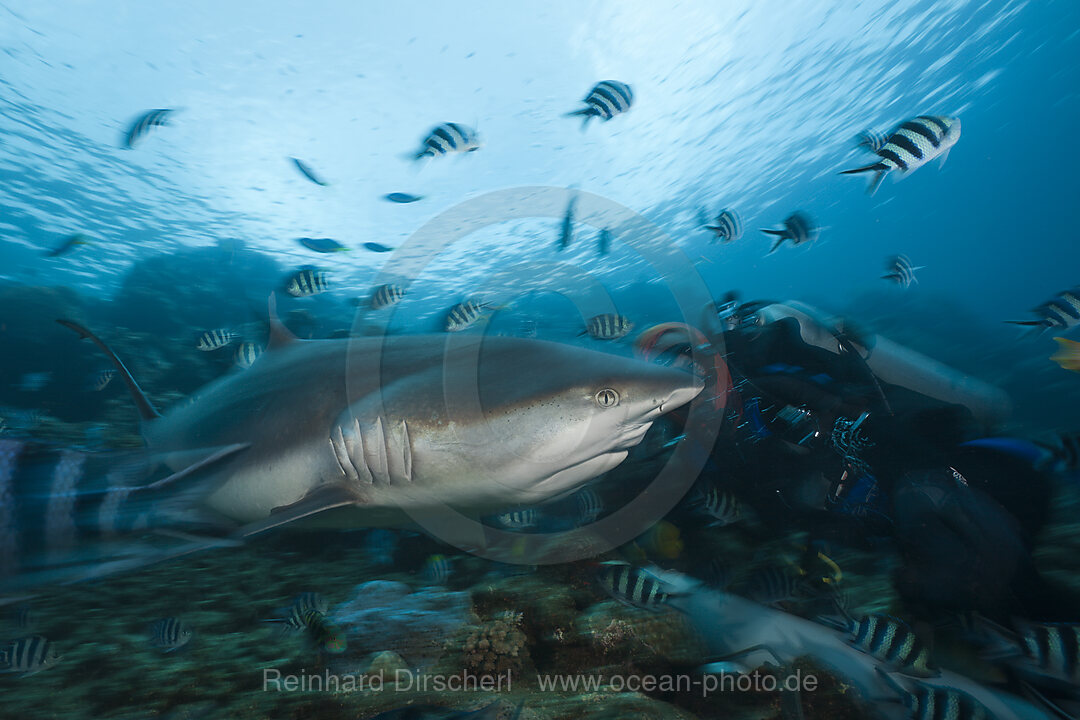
461, 611, 531, 680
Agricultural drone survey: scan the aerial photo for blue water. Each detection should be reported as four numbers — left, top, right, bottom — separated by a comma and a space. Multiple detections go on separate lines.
2, 1, 1080, 718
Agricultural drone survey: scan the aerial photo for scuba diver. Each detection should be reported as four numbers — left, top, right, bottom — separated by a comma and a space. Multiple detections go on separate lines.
635, 296, 1078, 624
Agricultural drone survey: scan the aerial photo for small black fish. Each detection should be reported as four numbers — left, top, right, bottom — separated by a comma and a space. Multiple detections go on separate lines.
384, 193, 423, 203
558, 195, 577, 251
298, 237, 349, 253
598, 228, 612, 256
363, 242, 394, 253
44, 233, 90, 258
566, 81, 634, 128
124, 108, 174, 148
291, 157, 328, 186
761, 211, 818, 253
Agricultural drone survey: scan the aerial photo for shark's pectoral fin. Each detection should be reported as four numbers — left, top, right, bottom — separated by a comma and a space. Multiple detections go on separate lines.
238, 485, 364, 538
138, 443, 250, 493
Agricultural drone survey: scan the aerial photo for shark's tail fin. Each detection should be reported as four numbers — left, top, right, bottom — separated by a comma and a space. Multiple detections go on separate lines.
57, 320, 161, 423
0, 438, 247, 599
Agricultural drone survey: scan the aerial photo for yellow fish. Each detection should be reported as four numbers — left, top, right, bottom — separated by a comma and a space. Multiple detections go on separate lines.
1051, 337, 1080, 372
637, 521, 684, 560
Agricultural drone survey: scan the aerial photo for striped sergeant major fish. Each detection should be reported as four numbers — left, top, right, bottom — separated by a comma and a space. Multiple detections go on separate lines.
124, 108, 175, 148
87, 369, 116, 392
421, 554, 452, 585
414, 123, 480, 161
855, 129, 888, 154
595, 561, 674, 611
761, 211, 818, 254
1010, 619, 1080, 685
840, 115, 961, 196
149, 616, 192, 652
234, 342, 263, 369
704, 209, 743, 243
882, 255, 924, 289
1005, 287, 1080, 333
876, 669, 993, 720
845, 613, 938, 677
0, 635, 61, 677
497, 509, 538, 530
566, 81, 634, 128
575, 487, 604, 524
267, 591, 329, 631
195, 329, 236, 352
272, 604, 345, 654
284, 268, 331, 298
697, 485, 741, 527
583, 314, 634, 341
370, 284, 406, 310
445, 299, 489, 332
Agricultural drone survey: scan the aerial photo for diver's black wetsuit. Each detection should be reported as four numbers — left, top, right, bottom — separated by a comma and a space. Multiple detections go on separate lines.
704, 307, 1074, 622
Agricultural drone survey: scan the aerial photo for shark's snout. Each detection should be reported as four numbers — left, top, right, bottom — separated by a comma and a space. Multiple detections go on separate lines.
661, 377, 704, 414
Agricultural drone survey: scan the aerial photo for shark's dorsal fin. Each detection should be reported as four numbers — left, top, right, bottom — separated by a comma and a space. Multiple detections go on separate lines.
57, 319, 162, 421
267, 292, 298, 350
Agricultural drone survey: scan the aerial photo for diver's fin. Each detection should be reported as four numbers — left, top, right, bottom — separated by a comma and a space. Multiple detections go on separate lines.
266, 293, 298, 349
238, 484, 364, 538
56, 319, 161, 421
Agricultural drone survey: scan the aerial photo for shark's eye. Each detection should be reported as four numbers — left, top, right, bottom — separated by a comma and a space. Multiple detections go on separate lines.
595, 388, 620, 408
